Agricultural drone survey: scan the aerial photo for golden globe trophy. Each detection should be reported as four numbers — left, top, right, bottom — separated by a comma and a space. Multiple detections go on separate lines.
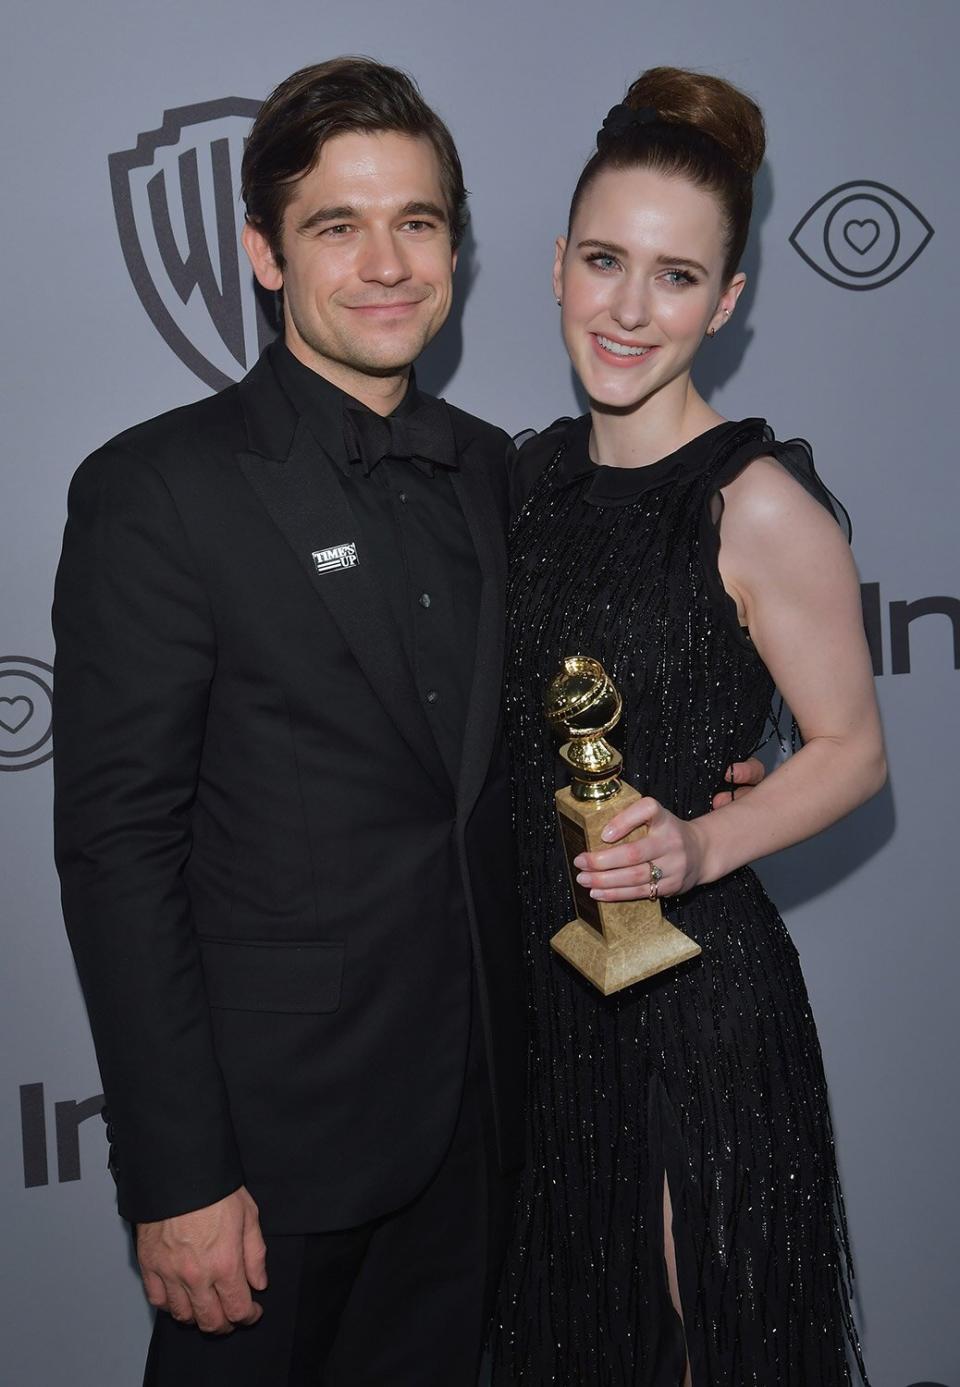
544, 655, 702, 995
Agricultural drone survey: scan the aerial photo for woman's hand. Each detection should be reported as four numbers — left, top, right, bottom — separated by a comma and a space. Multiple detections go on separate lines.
575, 756, 766, 902
573, 797, 707, 902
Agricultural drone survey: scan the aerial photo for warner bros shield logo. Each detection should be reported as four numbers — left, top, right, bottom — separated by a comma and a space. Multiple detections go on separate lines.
110, 98, 280, 392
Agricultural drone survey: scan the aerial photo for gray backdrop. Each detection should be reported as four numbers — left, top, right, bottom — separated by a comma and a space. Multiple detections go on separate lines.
3, 2, 957, 1383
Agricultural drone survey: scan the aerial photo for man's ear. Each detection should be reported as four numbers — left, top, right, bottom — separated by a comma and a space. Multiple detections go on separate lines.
242, 221, 284, 292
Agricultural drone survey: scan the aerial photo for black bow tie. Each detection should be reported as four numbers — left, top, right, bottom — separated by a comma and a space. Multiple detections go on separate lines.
345, 398, 458, 476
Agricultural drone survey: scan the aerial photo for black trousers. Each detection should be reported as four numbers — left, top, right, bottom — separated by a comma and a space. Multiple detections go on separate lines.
143, 1050, 515, 1386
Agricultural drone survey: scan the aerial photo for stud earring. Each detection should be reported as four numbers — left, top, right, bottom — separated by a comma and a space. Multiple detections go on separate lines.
707, 326, 717, 338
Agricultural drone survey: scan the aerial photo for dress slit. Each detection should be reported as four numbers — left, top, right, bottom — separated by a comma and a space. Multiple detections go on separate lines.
650, 1073, 696, 1387
662, 1169, 693, 1387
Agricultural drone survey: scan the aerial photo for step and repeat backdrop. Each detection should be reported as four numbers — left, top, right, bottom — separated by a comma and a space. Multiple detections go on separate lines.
2, 1, 956, 1383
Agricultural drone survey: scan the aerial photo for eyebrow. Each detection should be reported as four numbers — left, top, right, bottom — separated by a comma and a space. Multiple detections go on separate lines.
656, 252, 709, 276
577, 239, 709, 276
297, 200, 448, 234
400, 201, 448, 224
297, 205, 357, 233
578, 238, 630, 257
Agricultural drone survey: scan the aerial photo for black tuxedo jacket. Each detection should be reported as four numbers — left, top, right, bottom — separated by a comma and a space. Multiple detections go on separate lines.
52, 350, 525, 1232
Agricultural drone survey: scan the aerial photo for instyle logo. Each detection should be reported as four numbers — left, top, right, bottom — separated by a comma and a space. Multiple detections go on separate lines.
20, 1083, 105, 1187
860, 584, 960, 676
109, 99, 278, 392
790, 181, 933, 290
0, 656, 53, 771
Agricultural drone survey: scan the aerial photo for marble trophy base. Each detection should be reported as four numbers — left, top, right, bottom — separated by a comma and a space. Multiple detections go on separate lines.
552, 781, 702, 995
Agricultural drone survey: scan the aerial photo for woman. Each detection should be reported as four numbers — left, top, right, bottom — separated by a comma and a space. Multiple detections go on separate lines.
492, 68, 884, 1385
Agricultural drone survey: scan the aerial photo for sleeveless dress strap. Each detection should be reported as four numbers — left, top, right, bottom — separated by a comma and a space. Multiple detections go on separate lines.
712, 429, 851, 539
700, 427, 852, 646
699, 427, 851, 752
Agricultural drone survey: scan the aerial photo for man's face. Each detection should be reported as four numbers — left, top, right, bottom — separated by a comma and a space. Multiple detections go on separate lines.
243, 130, 456, 393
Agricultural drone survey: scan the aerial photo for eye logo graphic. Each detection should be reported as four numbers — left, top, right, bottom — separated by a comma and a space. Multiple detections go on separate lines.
110, 99, 279, 392
0, 657, 53, 772
790, 181, 933, 290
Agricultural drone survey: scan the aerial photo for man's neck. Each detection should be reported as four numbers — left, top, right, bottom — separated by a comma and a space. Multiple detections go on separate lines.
283, 335, 410, 417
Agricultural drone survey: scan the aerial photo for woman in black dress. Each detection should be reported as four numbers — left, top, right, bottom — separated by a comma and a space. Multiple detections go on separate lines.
492, 68, 885, 1386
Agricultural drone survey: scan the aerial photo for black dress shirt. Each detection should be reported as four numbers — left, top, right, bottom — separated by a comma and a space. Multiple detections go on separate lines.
271, 342, 481, 783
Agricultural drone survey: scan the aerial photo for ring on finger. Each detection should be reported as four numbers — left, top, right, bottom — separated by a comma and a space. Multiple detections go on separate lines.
649, 863, 663, 885
649, 881, 659, 901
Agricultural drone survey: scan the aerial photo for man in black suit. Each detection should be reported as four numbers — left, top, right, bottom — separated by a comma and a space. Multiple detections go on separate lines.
54, 58, 527, 1385
53, 56, 760, 1386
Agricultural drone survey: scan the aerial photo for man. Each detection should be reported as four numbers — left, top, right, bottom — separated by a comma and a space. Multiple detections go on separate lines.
55, 58, 522, 1384
53, 57, 759, 1385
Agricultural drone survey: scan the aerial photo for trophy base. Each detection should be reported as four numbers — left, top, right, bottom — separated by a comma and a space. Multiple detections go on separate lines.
552, 781, 702, 995
550, 913, 702, 995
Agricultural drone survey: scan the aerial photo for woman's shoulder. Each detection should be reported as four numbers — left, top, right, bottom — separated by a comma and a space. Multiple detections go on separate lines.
509, 415, 580, 519
714, 423, 850, 537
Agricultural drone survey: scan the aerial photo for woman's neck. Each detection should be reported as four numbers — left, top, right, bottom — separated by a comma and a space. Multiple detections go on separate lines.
589, 378, 724, 469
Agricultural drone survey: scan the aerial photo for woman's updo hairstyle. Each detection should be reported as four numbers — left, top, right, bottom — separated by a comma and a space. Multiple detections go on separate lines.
569, 67, 766, 283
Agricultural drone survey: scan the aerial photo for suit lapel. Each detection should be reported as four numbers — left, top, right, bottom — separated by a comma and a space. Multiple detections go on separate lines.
236, 377, 451, 796
450, 446, 508, 820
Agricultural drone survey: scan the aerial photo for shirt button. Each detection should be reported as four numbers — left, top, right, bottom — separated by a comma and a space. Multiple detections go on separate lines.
398, 491, 408, 503
425, 689, 439, 705
419, 592, 432, 608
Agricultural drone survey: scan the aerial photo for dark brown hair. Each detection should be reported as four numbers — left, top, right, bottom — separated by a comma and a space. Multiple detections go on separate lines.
569, 67, 766, 281
241, 57, 468, 264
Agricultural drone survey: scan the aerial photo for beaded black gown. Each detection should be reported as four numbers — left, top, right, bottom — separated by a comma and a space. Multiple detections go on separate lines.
491, 416, 868, 1387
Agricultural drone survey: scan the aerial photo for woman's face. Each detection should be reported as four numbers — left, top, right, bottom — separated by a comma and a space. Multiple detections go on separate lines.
555, 165, 744, 412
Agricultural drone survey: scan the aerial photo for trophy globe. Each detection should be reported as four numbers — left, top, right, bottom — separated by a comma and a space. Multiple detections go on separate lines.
544, 655, 624, 797
543, 654, 702, 994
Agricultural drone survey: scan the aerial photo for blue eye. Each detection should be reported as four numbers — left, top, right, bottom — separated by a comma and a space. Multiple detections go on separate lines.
789, 181, 934, 290
586, 252, 619, 271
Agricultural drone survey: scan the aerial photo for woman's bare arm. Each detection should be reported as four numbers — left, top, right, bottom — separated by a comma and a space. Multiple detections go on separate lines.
577, 457, 886, 898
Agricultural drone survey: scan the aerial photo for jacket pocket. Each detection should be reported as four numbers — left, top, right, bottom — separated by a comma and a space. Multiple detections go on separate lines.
199, 938, 344, 1014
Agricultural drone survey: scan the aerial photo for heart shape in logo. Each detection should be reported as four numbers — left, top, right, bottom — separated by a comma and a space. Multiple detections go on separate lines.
843, 219, 880, 255
0, 696, 34, 735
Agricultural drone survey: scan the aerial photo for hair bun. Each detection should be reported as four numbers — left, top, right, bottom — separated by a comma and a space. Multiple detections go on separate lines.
624, 66, 765, 178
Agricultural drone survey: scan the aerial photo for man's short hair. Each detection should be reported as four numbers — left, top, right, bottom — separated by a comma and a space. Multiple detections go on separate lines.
241, 56, 469, 264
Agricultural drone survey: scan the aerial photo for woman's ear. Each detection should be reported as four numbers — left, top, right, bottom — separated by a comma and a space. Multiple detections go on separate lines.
552, 236, 567, 305
707, 271, 746, 336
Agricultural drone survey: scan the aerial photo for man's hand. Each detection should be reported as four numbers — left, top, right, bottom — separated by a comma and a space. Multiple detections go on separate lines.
137, 1186, 267, 1334
710, 756, 766, 809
